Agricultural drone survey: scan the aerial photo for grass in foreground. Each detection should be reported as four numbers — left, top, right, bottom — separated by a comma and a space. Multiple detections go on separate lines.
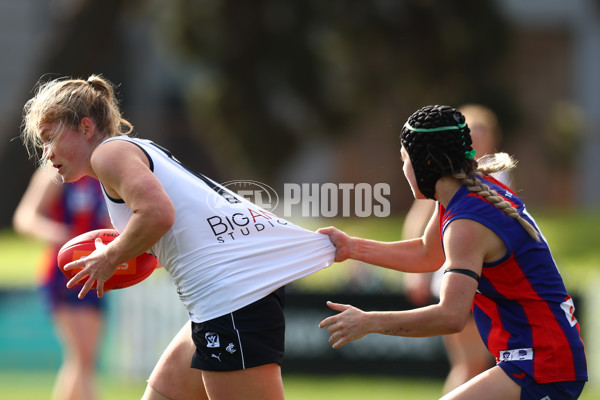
0, 371, 598, 400
0, 371, 444, 400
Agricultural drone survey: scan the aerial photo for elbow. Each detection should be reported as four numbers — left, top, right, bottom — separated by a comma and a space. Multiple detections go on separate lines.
12, 211, 30, 236
12, 215, 23, 234
145, 197, 175, 236
157, 203, 175, 235
439, 309, 470, 334
443, 318, 467, 335
155, 208, 175, 236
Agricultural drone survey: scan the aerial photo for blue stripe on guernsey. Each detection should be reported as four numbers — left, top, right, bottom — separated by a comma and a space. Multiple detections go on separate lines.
43, 176, 108, 300
472, 303, 492, 347
439, 175, 587, 383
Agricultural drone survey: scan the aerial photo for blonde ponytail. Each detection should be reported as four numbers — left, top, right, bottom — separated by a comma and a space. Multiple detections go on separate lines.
455, 153, 541, 242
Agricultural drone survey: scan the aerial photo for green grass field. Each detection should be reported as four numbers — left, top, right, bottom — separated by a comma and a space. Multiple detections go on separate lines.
1, 209, 599, 399
0, 372, 446, 400
0, 371, 598, 399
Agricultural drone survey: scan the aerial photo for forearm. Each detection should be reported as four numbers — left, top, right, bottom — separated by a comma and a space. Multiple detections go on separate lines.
13, 213, 69, 246
103, 207, 172, 266
366, 272, 477, 338
350, 237, 441, 273
365, 304, 461, 338
321, 300, 467, 349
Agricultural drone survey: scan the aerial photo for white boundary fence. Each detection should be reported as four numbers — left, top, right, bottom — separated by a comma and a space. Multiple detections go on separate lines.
102, 269, 598, 387
101, 270, 448, 379
103, 268, 188, 379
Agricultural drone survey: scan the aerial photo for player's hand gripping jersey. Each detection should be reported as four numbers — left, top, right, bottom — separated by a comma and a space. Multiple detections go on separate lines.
100, 137, 335, 323
438, 175, 587, 383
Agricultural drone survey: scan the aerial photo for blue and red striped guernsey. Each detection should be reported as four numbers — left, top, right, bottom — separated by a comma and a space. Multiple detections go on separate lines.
438, 175, 587, 383
41, 176, 109, 285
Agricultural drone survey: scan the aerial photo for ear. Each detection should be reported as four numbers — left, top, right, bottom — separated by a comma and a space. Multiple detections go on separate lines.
79, 117, 95, 141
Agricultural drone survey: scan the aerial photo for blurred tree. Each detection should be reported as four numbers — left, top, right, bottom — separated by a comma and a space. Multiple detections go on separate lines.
0, 0, 130, 226
1, 0, 516, 226
157, 0, 515, 181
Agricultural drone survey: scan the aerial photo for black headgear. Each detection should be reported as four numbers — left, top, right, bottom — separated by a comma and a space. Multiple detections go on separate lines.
400, 105, 476, 199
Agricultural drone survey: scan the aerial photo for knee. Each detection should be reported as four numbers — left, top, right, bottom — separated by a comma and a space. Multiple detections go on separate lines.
142, 383, 173, 400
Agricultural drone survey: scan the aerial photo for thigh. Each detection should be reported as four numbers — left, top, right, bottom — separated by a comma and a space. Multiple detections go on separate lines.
54, 306, 103, 362
144, 322, 208, 400
202, 363, 284, 400
441, 365, 521, 400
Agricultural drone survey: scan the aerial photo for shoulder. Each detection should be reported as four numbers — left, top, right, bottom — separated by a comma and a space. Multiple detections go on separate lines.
443, 217, 506, 265
90, 137, 153, 196
91, 137, 148, 167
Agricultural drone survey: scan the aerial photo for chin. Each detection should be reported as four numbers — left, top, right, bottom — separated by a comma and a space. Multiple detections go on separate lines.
60, 174, 80, 183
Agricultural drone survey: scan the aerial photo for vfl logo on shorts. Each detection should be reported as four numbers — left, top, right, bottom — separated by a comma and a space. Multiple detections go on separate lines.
500, 348, 533, 361
205, 332, 220, 348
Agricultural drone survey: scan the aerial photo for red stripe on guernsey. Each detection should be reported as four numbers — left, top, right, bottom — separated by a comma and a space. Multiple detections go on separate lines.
438, 203, 446, 233
466, 175, 520, 209
485, 174, 518, 197
438, 203, 460, 233
474, 293, 511, 357
482, 255, 576, 380
466, 191, 519, 210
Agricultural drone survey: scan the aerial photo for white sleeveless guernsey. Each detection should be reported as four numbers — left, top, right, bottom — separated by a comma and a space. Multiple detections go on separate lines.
100, 137, 335, 322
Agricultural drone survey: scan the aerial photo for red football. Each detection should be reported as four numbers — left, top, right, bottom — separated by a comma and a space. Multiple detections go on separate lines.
57, 229, 158, 291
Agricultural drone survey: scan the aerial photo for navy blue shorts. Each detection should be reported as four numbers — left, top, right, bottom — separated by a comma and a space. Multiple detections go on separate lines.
42, 266, 103, 311
499, 361, 586, 400
190, 287, 285, 371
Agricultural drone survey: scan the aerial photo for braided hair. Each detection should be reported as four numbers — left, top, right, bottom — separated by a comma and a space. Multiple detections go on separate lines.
400, 105, 540, 241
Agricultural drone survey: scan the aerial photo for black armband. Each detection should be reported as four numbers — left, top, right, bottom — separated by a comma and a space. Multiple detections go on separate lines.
444, 268, 480, 282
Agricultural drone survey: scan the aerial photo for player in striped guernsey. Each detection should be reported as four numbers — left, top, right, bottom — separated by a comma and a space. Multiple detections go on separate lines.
319, 105, 587, 400
14, 168, 110, 400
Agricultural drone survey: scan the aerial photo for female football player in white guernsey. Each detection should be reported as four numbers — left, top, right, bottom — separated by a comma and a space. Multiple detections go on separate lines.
21, 74, 335, 400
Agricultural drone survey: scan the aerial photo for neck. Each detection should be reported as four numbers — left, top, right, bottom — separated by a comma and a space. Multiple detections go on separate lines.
433, 176, 462, 208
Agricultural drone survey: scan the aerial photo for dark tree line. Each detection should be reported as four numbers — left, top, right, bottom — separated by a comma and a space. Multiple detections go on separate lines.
1, 0, 513, 226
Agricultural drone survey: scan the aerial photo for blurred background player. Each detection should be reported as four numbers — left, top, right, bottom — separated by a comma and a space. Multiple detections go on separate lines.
402, 104, 503, 394
13, 167, 110, 400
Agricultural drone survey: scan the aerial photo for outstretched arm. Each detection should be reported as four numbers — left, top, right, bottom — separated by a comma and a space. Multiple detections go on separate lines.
317, 207, 444, 273
320, 218, 498, 349
319, 269, 478, 348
